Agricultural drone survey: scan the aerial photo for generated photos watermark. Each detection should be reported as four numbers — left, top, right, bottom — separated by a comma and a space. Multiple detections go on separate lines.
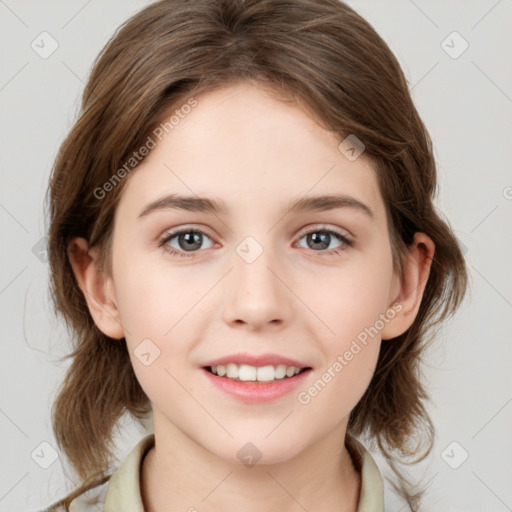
93, 97, 198, 200
297, 302, 403, 405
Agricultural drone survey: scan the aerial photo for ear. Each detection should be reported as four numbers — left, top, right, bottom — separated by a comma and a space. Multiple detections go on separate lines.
381, 232, 435, 340
67, 237, 125, 339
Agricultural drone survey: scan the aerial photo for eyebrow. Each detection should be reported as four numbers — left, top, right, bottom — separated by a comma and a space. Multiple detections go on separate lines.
138, 193, 374, 220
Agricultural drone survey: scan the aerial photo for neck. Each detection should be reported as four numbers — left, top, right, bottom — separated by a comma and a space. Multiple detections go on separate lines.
141, 417, 361, 512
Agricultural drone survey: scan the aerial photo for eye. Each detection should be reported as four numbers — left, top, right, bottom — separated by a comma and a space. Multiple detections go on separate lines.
159, 228, 215, 258
295, 226, 353, 256
159, 225, 353, 259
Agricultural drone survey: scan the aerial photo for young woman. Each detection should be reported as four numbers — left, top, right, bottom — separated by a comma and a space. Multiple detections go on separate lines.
43, 0, 468, 510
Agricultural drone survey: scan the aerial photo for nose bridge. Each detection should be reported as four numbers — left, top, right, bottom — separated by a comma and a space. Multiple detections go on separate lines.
222, 232, 291, 328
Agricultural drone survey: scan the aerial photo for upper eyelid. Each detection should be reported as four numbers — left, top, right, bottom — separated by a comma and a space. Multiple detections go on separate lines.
296, 224, 352, 239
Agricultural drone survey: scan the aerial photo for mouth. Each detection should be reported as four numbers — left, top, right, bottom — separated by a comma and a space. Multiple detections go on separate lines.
200, 355, 313, 402
203, 363, 311, 383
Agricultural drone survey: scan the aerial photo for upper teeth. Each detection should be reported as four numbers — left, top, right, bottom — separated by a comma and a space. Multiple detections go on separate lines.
210, 364, 301, 382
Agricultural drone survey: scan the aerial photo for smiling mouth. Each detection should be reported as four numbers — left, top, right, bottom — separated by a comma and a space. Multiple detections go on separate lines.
204, 363, 311, 382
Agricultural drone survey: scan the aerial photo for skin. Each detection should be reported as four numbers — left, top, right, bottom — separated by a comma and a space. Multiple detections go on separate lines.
68, 80, 434, 512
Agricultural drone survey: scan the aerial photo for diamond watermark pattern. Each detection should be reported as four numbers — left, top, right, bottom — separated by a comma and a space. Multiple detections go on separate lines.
134, 338, 161, 366
441, 441, 469, 469
31, 236, 48, 262
31, 441, 59, 469
237, 442, 262, 468
456, 237, 468, 257
31, 31, 59, 59
338, 134, 365, 161
236, 236, 264, 264
441, 31, 469, 59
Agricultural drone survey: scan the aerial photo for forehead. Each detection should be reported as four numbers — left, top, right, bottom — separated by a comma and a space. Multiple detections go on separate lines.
117, 82, 387, 225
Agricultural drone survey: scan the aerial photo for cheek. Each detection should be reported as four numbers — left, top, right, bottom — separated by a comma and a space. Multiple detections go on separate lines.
113, 253, 200, 338
114, 267, 197, 412
296, 343, 379, 430
112, 255, 211, 388
300, 253, 392, 410
314, 258, 394, 344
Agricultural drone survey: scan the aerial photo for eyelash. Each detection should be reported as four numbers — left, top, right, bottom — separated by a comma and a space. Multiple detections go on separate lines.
158, 225, 353, 259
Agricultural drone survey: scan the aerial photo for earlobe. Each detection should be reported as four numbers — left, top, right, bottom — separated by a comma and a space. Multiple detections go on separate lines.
67, 237, 125, 340
381, 232, 435, 340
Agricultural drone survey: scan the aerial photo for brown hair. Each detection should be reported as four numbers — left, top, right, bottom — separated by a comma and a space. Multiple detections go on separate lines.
44, 0, 469, 509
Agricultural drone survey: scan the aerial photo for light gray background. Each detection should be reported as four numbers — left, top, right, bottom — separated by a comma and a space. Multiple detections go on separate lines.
1, 1, 511, 511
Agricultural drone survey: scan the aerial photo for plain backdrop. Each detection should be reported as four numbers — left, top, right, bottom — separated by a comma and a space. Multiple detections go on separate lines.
1, 1, 511, 511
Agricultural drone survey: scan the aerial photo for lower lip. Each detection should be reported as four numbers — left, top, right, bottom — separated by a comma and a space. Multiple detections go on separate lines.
201, 368, 312, 403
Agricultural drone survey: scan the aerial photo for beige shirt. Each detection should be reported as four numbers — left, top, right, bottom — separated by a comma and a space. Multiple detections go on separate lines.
66, 434, 384, 511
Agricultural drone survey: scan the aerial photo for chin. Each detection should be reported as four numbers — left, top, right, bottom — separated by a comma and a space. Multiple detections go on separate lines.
205, 431, 309, 467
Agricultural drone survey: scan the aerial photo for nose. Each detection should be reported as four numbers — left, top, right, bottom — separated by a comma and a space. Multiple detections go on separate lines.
221, 241, 292, 331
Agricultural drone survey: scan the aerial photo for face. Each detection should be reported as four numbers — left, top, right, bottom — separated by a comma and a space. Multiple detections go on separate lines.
101, 81, 405, 464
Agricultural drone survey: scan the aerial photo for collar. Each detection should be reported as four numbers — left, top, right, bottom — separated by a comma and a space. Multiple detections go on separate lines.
101, 433, 384, 511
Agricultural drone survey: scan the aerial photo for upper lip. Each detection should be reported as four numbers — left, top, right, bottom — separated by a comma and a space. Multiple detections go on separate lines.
202, 352, 311, 369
